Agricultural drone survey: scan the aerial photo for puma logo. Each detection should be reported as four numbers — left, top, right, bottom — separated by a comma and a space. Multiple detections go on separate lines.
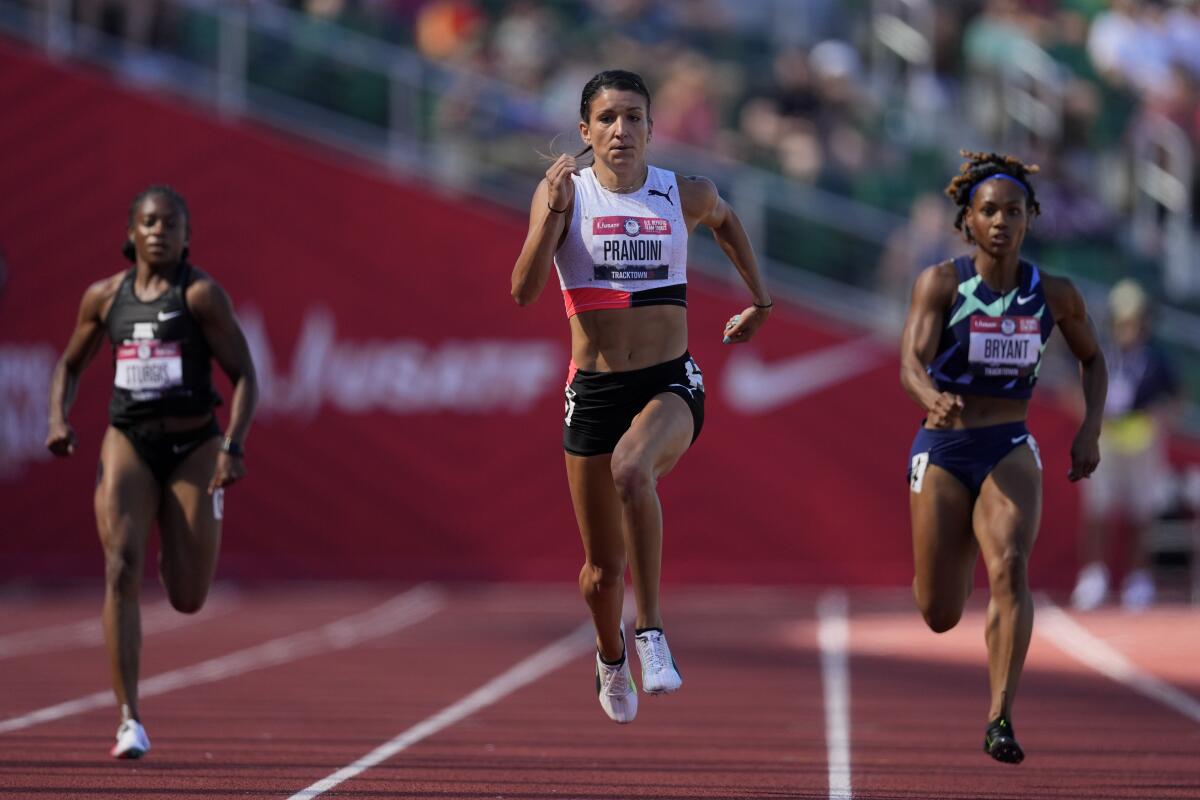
648, 187, 674, 206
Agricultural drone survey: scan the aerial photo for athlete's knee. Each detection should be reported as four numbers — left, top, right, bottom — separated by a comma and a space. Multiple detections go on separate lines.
166, 587, 207, 614
610, 455, 654, 504
920, 602, 964, 633
103, 541, 141, 593
986, 548, 1029, 599
579, 559, 625, 595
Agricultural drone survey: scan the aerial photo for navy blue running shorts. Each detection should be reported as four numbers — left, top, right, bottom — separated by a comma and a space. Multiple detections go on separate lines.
907, 420, 1041, 496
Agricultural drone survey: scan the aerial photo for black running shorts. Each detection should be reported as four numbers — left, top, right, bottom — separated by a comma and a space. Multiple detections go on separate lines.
563, 351, 705, 457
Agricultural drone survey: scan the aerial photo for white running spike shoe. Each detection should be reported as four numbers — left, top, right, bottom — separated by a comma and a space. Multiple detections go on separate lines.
595, 625, 637, 724
110, 718, 151, 759
595, 652, 638, 723
635, 628, 682, 695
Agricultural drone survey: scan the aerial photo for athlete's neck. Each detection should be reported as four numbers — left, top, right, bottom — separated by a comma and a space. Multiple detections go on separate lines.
972, 251, 1021, 294
134, 259, 182, 288
593, 162, 648, 194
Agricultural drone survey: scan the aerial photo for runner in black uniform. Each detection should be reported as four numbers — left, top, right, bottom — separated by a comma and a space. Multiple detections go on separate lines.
46, 186, 258, 758
900, 152, 1107, 763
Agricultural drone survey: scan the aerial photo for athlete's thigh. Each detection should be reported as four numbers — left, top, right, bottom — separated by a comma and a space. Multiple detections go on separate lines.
565, 453, 625, 563
95, 426, 159, 555
614, 392, 694, 478
910, 464, 977, 599
974, 444, 1041, 563
158, 437, 222, 582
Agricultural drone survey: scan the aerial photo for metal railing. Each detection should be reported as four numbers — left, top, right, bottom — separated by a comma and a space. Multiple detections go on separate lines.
999, 39, 1064, 150
1131, 111, 1197, 300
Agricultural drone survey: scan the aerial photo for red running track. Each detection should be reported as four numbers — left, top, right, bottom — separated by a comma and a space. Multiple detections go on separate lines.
0, 584, 1197, 799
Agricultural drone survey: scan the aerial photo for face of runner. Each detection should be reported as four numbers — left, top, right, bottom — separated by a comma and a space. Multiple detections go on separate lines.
128, 193, 188, 268
580, 89, 651, 174
964, 178, 1029, 258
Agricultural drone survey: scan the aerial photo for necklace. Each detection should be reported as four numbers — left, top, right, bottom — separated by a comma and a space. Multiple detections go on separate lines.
597, 166, 648, 193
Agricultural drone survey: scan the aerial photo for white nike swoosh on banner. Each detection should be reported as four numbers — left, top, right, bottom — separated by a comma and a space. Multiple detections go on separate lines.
158, 310, 183, 321
722, 336, 886, 414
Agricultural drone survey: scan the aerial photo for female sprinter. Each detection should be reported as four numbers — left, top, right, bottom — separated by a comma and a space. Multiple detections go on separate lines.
511, 70, 771, 724
900, 151, 1107, 763
46, 186, 258, 758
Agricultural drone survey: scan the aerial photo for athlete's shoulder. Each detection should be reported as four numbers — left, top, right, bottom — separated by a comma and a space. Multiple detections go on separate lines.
82, 270, 125, 305
1038, 270, 1081, 302
1038, 270, 1087, 320
675, 174, 718, 220
184, 266, 232, 314
674, 173, 716, 197
917, 259, 959, 290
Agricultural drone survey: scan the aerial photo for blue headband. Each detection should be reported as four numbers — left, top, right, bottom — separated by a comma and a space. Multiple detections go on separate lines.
968, 173, 1029, 202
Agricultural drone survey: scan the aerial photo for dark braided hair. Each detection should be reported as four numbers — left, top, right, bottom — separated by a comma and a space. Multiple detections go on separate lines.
123, 185, 190, 263
573, 69, 652, 160
944, 150, 1041, 242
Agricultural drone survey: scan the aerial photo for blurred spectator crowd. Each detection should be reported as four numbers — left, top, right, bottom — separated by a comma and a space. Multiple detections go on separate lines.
39, 0, 1200, 305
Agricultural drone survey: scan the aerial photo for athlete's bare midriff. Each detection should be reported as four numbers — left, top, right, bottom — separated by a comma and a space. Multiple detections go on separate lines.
569, 305, 688, 372
927, 394, 1030, 430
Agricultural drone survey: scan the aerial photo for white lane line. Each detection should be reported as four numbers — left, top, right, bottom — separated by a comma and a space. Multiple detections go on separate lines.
817, 590, 852, 800
0, 585, 443, 735
0, 592, 238, 660
288, 621, 594, 800
1037, 597, 1200, 725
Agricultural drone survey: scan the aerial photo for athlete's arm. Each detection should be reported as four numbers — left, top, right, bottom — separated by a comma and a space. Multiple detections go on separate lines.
1045, 274, 1106, 481
681, 175, 771, 344
899, 262, 963, 428
45, 277, 119, 456
511, 154, 576, 306
189, 277, 258, 493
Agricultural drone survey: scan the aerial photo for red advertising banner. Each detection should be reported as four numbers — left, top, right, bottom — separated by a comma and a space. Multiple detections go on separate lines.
0, 43, 1110, 588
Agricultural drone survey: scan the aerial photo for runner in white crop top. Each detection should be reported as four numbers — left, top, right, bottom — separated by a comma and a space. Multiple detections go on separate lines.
511, 69, 772, 725
553, 165, 689, 317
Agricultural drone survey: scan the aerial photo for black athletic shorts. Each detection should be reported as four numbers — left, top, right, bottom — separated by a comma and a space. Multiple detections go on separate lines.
114, 417, 220, 484
563, 351, 705, 457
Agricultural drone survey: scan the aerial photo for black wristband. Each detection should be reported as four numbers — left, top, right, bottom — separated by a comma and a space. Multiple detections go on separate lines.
547, 201, 568, 214
753, 301, 773, 309
220, 437, 245, 458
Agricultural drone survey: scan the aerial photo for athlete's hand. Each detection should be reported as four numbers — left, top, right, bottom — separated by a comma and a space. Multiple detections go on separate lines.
927, 393, 964, 428
46, 420, 77, 457
1067, 427, 1101, 482
208, 452, 246, 495
545, 154, 577, 214
722, 305, 770, 344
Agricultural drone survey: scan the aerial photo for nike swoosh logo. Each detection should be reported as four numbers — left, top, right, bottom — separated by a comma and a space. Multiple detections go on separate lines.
722, 336, 886, 413
1015, 294, 1036, 305
1011, 435, 1028, 444
157, 310, 183, 321
171, 443, 191, 454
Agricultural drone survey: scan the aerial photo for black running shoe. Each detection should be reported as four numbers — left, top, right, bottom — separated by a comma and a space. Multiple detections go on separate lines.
983, 716, 1024, 764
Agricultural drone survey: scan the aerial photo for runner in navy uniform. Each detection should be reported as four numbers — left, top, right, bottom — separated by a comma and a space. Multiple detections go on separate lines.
511, 70, 771, 723
901, 152, 1107, 763
46, 186, 258, 758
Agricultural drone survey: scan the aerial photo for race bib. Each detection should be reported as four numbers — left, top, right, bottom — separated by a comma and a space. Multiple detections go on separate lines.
114, 340, 183, 392
591, 216, 671, 281
967, 316, 1040, 377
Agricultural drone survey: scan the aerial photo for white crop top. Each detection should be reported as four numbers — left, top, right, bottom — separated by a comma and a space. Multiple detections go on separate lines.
553, 165, 688, 317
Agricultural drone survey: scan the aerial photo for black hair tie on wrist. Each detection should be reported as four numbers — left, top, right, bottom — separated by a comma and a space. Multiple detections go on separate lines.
547, 202, 569, 214
753, 301, 773, 309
